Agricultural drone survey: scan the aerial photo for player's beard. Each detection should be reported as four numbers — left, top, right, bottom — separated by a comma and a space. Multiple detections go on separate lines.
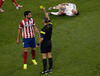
28, 17, 31, 20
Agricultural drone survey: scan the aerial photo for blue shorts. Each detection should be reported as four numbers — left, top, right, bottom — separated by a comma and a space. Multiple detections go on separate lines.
23, 37, 36, 48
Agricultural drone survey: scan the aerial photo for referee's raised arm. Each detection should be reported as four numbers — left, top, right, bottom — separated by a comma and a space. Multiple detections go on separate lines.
42, 7, 50, 20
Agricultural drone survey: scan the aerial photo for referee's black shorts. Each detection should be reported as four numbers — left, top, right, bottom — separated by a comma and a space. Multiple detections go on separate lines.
40, 40, 52, 53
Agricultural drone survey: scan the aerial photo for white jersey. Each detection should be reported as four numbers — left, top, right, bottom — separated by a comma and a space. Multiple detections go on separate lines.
64, 3, 77, 16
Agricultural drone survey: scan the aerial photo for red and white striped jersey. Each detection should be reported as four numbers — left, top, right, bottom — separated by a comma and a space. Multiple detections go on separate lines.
19, 18, 35, 38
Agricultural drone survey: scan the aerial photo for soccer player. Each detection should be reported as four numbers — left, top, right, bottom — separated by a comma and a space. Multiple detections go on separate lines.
16, 11, 40, 70
12, 0, 23, 10
0, 0, 22, 12
49, 2, 79, 16
36, 7, 53, 74
0, 0, 4, 12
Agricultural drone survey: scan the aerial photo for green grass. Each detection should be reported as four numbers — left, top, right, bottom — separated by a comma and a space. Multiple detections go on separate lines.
0, 0, 100, 76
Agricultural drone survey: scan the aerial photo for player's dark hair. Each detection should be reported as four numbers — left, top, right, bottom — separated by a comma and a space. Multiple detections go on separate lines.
24, 11, 31, 17
43, 17, 50, 23
75, 11, 79, 15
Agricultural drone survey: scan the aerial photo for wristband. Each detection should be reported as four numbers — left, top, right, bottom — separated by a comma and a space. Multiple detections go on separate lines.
37, 43, 40, 46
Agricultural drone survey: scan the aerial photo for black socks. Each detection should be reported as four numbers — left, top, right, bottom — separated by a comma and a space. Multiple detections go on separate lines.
42, 58, 53, 71
43, 59, 47, 71
48, 58, 53, 70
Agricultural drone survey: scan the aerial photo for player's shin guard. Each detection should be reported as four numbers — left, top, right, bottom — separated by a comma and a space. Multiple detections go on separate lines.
24, 52, 27, 64
51, 12, 59, 15
43, 59, 47, 71
48, 58, 53, 70
31, 50, 35, 59
12, 0, 18, 7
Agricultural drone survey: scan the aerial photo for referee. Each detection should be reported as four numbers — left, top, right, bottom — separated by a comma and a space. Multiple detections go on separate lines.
36, 7, 53, 74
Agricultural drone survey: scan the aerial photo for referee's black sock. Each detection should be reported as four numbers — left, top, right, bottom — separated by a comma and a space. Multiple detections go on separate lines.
43, 59, 47, 71
48, 58, 53, 70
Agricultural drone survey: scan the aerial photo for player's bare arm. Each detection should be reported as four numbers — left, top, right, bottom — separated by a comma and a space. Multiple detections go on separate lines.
62, 2, 69, 5
16, 28, 21, 44
34, 25, 40, 38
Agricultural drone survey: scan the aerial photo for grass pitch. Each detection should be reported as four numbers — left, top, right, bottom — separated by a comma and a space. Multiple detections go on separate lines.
0, 0, 100, 76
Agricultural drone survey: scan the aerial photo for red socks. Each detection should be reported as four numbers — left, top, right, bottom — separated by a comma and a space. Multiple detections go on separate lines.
31, 50, 36, 59
0, 0, 4, 8
12, 0, 18, 7
24, 50, 35, 64
24, 52, 27, 64
0, 0, 19, 8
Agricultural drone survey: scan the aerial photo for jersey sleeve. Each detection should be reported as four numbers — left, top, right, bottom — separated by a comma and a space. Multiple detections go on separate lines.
40, 28, 46, 38
19, 21, 23, 29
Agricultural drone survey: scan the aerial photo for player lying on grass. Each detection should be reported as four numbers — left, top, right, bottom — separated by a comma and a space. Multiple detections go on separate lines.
16, 10, 40, 70
36, 7, 53, 74
48, 2, 79, 16
0, 0, 22, 12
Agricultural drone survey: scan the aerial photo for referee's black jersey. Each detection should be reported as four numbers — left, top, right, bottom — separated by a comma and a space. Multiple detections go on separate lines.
40, 21, 52, 41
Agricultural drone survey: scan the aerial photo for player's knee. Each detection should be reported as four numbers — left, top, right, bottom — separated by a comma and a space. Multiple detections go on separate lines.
48, 52, 52, 58
42, 53, 47, 59
31, 48, 36, 51
24, 48, 28, 52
